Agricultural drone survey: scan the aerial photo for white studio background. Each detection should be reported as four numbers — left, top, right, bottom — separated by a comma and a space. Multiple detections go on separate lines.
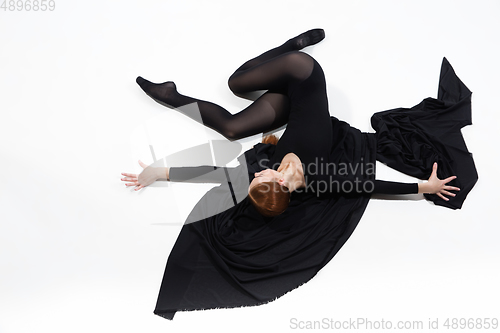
1, 1, 499, 332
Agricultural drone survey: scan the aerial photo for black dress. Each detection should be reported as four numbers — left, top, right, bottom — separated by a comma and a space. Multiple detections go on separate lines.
153, 57, 477, 319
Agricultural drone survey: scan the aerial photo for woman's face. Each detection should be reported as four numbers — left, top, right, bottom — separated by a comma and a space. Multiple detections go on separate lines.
248, 169, 282, 193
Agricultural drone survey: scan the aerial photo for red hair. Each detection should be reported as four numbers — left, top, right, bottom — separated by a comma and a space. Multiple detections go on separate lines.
248, 181, 290, 217
248, 134, 290, 217
261, 134, 279, 145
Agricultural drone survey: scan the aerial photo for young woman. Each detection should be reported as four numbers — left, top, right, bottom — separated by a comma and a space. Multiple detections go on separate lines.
120, 29, 475, 319
123, 29, 459, 215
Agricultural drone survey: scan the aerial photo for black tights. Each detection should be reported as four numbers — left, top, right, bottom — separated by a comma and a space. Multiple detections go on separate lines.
136, 29, 325, 140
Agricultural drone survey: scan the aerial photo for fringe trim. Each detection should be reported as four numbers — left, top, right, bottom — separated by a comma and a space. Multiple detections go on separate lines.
154, 274, 317, 320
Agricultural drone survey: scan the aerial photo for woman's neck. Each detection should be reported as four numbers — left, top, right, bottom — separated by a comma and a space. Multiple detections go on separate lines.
278, 153, 306, 192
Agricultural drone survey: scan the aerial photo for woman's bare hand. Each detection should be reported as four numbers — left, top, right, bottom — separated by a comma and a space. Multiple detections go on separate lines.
419, 162, 460, 201
121, 160, 168, 191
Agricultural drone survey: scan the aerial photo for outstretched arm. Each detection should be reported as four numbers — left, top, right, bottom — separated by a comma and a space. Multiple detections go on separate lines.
121, 160, 235, 191
372, 162, 460, 200
311, 162, 459, 200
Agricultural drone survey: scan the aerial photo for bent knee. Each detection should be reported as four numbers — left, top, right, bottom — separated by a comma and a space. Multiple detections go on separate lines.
219, 125, 241, 141
222, 131, 240, 141
284, 52, 315, 80
285, 51, 313, 63
228, 75, 243, 94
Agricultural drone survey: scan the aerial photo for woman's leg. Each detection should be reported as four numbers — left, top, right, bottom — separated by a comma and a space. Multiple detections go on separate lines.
136, 29, 324, 140
231, 28, 324, 73
135, 79, 290, 140
227, 51, 315, 94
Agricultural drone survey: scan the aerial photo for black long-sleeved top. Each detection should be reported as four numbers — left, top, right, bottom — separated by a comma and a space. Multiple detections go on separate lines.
169, 165, 418, 195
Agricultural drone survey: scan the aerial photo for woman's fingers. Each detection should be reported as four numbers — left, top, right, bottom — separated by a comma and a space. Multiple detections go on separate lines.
122, 161, 157, 191
431, 162, 438, 177
121, 173, 139, 187
124, 181, 145, 191
436, 192, 449, 201
443, 175, 457, 184
441, 190, 456, 197
121, 172, 137, 177
121, 170, 147, 190
121, 176, 137, 181
444, 185, 460, 191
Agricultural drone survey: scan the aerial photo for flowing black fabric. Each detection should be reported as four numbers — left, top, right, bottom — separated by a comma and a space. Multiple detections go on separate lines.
142, 30, 477, 317
155, 122, 376, 320
153, 57, 477, 319
371, 58, 478, 209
